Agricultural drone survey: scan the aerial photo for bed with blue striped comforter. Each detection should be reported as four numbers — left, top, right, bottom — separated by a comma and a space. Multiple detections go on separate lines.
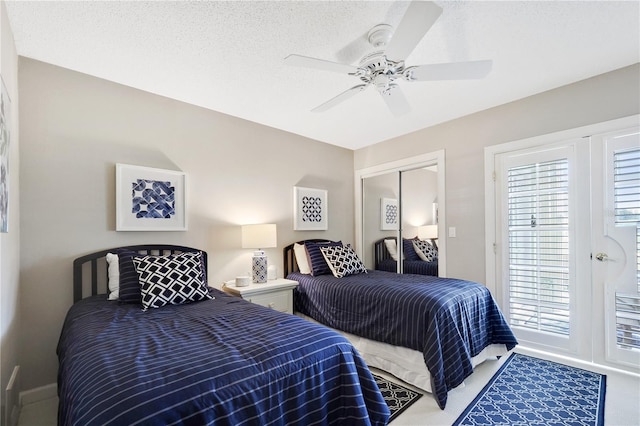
57, 289, 390, 425
289, 270, 518, 409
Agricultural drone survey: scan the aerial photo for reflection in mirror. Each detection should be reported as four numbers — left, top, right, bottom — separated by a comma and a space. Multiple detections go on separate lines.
361, 165, 440, 276
400, 166, 439, 276
362, 172, 399, 271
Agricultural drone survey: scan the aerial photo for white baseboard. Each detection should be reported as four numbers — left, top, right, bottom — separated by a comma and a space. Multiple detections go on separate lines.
6, 366, 20, 426
19, 383, 57, 406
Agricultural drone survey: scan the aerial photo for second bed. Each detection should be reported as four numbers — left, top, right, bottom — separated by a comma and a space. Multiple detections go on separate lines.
284, 239, 518, 409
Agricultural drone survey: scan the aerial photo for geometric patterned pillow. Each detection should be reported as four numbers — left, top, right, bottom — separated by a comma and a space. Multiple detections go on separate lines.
412, 239, 438, 262
117, 249, 208, 304
132, 252, 212, 311
320, 244, 367, 278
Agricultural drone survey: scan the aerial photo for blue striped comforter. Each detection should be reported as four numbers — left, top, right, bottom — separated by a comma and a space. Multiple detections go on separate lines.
57, 289, 390, 425
289, 270, 518, 409
376, 259, 439, 276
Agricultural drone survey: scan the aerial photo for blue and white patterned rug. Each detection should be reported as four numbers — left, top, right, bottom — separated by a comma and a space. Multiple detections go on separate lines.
454, 353, 606, 426
372, 374, 422, 423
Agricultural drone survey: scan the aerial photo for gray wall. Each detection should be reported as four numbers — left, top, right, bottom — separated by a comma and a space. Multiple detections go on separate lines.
355, 63, 640, 284
0, 1, 19, 422
18, 58, 355, 391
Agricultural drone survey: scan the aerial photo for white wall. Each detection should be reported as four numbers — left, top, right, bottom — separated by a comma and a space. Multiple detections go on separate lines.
355, 64, 640, 284
18, 58, 355, 391
0, 0, 19, 422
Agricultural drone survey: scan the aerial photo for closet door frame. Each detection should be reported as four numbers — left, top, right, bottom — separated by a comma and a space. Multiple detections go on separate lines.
355, 150, 447, 277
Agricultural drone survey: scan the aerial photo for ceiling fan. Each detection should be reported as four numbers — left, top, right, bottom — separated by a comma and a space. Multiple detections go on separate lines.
284, 1, 492, 116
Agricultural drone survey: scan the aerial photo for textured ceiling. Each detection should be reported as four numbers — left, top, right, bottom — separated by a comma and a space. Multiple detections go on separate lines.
5, 1, 639, 150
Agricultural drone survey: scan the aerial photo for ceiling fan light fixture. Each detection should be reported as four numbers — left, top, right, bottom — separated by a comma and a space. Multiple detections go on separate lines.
373, 74, 391, 92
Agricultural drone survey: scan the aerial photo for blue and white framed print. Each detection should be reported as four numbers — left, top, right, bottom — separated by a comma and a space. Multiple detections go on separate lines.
116, 164, 187, 231
0, 76, 10, 233
293, 186, 328, 231
380, 197, 398, 230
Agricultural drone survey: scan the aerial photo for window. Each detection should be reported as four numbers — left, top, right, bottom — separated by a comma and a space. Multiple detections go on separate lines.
507, 159, 570, 335
613, 147, 640, 351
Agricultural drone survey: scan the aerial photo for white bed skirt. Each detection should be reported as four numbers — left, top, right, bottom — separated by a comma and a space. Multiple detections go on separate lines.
296, 313, 508, 393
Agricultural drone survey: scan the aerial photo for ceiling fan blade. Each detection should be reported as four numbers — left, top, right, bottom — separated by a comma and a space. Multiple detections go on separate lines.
385, 1, 443, 63
405, 60, 493, 81
380, 84, 411, 117
312, 84, 368, 112
284, 54, 359, 74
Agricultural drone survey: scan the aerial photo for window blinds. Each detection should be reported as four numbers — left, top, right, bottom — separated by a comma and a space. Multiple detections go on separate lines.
613, 148, 640, 351
507, 159, 570, 336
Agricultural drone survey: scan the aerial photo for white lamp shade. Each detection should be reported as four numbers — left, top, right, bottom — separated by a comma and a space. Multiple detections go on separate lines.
242, 224, 277, 249
418, 225, 438, 240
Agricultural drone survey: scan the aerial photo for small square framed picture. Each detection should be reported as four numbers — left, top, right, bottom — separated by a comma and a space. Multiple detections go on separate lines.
380, 197, 398, 230
116, 164, 187, 231
293, 186, 328, 231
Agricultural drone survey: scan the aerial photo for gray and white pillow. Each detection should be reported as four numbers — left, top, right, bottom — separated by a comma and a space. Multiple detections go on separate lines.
294, 243, 311, 274
413, 240, 438, 262
320, 244, 367, 278
105, 252, 120, 300
384, 239, 399, 261
133, 251, 212, 311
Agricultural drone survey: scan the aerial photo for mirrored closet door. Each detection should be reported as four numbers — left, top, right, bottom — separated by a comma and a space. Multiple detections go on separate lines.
357, 151, 444, 277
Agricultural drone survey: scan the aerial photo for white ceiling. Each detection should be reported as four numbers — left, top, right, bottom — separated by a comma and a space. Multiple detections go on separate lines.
5, 1, 639, 150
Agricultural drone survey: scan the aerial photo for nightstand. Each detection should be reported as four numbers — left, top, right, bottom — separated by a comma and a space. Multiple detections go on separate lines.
222, 278, 299, 314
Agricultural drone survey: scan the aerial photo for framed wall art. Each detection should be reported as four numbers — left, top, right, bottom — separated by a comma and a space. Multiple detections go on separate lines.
116, 163, 187, 231
293, 186, 328, 231
380, 197, 398, 230
0, 76, 10, 233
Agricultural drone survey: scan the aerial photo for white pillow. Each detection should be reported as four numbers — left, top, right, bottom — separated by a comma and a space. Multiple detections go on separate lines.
384, 239, 398, 261
294, 243, 311, 274
105, 253, 119, 300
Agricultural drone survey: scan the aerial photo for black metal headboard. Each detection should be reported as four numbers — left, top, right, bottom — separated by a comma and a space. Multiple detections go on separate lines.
374, 237, 395, 270
283, 239, 336, 277
72, 244, 207, 303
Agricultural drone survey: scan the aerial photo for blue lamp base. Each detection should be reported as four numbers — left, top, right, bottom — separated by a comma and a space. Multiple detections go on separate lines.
252, 251, 268, 283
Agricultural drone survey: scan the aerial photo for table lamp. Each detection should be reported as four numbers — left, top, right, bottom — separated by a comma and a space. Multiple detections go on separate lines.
418, 224, 438, 249
241, 224, 277, 283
